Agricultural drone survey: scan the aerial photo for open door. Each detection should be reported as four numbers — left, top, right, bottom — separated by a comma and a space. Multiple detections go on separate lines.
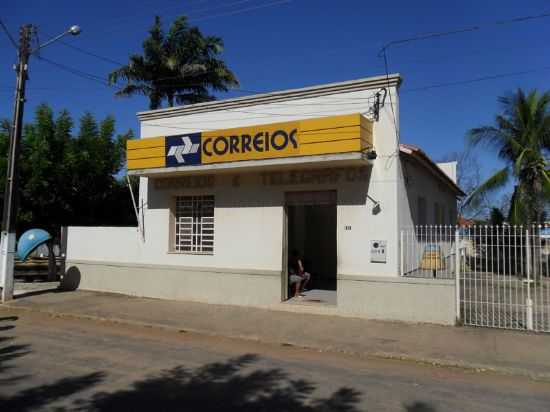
284, 190, 337, 303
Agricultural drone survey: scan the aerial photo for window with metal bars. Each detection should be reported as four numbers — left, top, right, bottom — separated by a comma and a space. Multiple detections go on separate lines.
174, 195, 214, 253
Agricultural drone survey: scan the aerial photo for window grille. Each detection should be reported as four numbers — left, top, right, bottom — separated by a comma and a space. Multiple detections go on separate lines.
174, 195, 214, 253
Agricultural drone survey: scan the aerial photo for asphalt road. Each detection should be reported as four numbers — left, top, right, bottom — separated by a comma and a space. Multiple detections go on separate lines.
0, 309, 549, 412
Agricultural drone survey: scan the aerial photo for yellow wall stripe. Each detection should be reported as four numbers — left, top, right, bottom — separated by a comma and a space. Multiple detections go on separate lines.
300, 126, 362, 144
127, 146, 165, 160
300, 113, 361, 132
127, 136, 165, 150
127, 157, 166, 169
300, 139, 362, 156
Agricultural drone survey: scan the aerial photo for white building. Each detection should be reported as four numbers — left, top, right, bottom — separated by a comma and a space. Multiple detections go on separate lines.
66, 74, 463, 324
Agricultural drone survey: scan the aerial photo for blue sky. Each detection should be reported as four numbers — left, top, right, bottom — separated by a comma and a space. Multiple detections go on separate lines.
1, 0, 549, 185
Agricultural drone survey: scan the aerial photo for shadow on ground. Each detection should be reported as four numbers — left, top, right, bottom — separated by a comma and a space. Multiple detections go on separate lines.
76, 354, 364, 412
0, 315, 437, 411
0, 314, 104, 411
0, 315, 30, 379
13, 287, 65, 300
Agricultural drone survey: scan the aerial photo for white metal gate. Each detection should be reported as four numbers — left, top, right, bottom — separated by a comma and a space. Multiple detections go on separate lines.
401, 224, 550, 332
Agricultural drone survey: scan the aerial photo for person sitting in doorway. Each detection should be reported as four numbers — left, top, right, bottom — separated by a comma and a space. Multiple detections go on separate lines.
288, 249, 311, 298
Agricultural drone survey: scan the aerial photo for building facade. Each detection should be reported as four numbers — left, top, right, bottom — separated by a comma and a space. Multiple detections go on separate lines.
66, 74, 463, 324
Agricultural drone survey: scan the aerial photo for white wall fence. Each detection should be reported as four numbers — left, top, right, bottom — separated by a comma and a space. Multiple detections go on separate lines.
400, 224, 550, 332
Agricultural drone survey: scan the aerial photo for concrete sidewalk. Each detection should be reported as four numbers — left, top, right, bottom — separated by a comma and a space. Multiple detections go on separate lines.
2, 288, 550, 380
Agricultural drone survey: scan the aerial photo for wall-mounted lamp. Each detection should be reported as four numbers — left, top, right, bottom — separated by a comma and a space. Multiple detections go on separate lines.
366, 150, 378, 160
367, 194, 381, 215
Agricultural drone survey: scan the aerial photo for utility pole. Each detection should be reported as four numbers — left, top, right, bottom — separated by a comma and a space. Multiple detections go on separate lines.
0, 24, 33, 302
0, 23, 80, 303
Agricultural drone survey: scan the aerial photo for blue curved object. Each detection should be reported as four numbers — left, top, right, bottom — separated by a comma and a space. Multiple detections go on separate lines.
17, 229, 52, 261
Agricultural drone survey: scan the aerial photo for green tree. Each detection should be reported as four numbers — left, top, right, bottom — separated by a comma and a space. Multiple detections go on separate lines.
0, 104, 136, 235
109, 15, 239, 110
67, 113, 132, 226
465, 89, 550, 225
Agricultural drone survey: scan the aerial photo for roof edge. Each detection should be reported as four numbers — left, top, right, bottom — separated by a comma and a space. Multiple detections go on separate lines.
400, 144, 465, 197
138, 73, 402, 121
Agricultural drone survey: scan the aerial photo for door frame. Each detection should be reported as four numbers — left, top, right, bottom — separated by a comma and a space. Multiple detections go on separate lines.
281, 205, 289, 301
282, 190, 338, 301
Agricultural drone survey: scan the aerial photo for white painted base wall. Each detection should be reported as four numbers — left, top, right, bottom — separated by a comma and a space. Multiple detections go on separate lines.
65, 260, 456, 325
68, 260, 281, 306
337, 275, 456, 325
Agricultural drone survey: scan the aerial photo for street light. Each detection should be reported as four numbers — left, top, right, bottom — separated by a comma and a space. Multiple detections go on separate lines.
33, 25, 82, 52
0, 24, 81, 303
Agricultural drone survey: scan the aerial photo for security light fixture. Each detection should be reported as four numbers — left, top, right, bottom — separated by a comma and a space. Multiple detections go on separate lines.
366, 150, 377, 160
68, 25, 81, 35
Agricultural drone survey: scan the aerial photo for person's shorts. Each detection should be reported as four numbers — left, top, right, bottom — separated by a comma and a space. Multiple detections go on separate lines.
289, 272, 310, 285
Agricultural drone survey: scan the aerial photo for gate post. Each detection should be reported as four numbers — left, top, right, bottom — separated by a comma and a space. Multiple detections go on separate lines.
455, 227, 461, 323
526, 229, 534, 331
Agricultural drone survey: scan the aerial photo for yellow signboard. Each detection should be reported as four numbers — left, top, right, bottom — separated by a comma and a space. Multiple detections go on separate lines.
127, 113, 372, 170
201, 120, 300, 164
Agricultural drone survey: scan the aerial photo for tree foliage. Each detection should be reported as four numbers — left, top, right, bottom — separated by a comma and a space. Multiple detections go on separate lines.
0, 104, 136, 235
465, 89, 550, 225
109, 15, 239, 110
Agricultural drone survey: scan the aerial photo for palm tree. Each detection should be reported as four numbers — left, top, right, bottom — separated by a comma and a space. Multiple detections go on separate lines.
109, 16, 239, 110
465, 89, 550, 225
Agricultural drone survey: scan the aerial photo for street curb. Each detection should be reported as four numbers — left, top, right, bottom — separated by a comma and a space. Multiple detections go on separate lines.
3, 304, 549, 382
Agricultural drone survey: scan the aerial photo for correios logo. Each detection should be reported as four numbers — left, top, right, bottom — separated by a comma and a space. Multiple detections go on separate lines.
164, 126, 301, 167
167, 136, 200, 163
165, 133, 202, 167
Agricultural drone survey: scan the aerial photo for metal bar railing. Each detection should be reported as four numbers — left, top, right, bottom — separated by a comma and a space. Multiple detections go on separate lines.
400, 223, 550, 332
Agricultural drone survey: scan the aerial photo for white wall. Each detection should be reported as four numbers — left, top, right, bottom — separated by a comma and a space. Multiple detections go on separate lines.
67, 226, 142, 263
136, 171, 398, 276
398, 156, 459, 275
436, 161, 457, 184
401, 156, 458, 227
137, 86, 402, 277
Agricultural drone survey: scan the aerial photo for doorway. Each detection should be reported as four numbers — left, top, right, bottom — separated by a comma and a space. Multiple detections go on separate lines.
283, 191, 337, 305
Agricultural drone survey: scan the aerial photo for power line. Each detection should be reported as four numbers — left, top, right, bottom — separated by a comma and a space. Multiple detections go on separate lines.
55, 39, 125, 66
35, 0, 293, 77
185, 0, 257, 18
403, 66, 550, 93
380, 26, 480, 56
379, 10, 550, 55
378, 9, 550, 147
35, 55, 117, 89
90, 0, 292, 37
189, 0, 292, 22
49, 1, 291, 70
0, 17, 17, 50
98, 0, 256, 31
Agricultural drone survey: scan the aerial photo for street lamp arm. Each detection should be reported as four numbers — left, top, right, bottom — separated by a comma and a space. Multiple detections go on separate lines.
30, 25, 81, 54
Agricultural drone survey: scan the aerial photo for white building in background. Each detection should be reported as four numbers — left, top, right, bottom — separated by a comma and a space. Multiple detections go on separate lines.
66, 74, 463, 325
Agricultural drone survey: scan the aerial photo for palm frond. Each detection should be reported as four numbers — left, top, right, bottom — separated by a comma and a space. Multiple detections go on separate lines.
514, 148, 528, 174
463, 167, 509, 208
114, 84, 152, 98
